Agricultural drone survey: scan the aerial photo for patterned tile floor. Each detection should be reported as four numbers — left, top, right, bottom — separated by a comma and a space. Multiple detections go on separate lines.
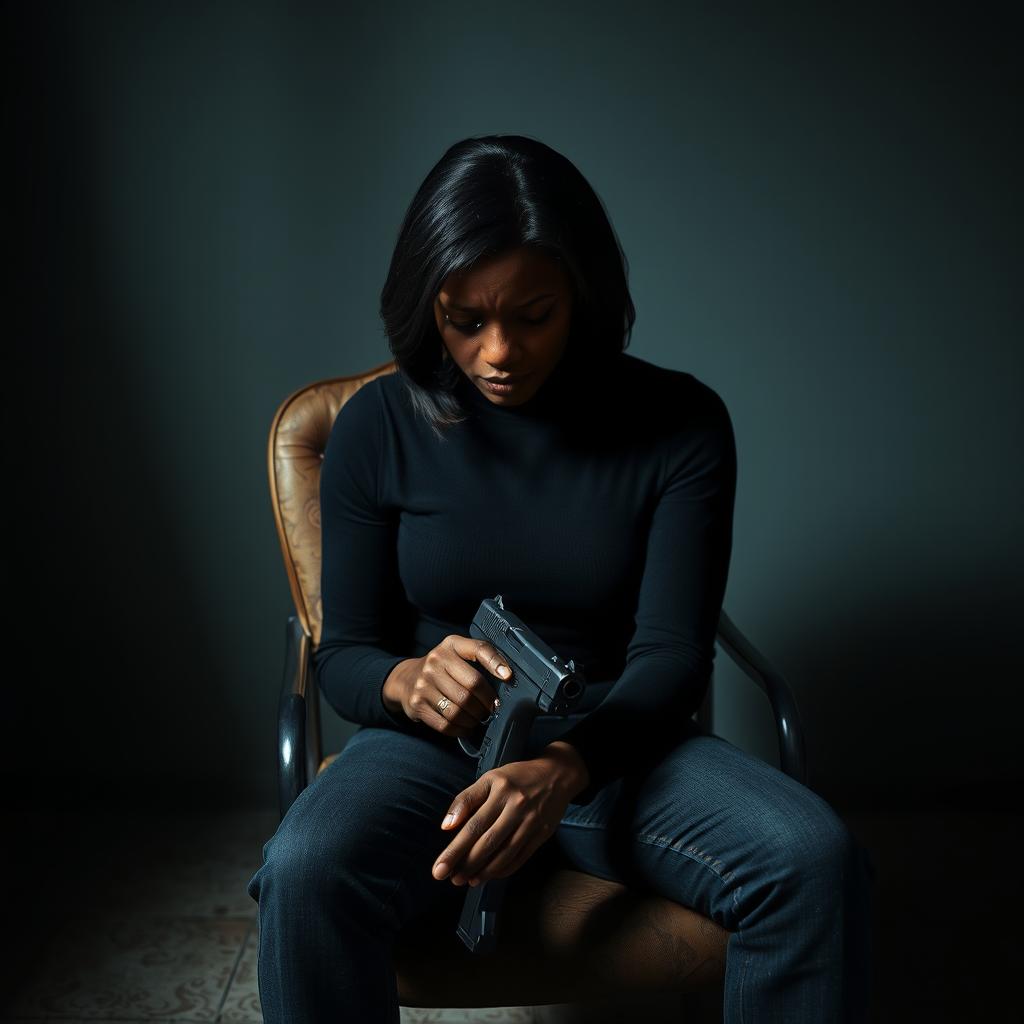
0, 806, 539, 1024
0, 802, 1018, 1022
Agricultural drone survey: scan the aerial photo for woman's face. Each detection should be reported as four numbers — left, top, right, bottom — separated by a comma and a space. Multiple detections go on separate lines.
433, 246, 574, 407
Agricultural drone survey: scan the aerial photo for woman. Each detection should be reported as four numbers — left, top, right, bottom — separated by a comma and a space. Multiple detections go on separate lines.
247, 134, 875, 1021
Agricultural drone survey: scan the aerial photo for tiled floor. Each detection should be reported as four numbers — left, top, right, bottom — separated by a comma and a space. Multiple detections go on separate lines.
0, 806, 537, 1024
0, 801, 1018, 1022
3, 808, 267, 1023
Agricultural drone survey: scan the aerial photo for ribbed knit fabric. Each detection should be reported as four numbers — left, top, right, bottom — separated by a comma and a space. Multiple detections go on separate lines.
313, 345, 736, 806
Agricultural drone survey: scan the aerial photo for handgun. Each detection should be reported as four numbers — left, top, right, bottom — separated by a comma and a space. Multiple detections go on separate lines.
453, 593, 587, 954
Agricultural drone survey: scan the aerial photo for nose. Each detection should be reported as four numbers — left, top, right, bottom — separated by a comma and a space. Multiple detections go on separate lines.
479, 324, 523, 364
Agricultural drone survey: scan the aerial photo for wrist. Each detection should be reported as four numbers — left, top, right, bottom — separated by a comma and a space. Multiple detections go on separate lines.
540, 740, 590, 800
382, 658, 420, 715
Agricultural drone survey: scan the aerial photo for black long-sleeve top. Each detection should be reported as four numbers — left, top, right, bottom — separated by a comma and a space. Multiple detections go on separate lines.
312, 346, 737, 806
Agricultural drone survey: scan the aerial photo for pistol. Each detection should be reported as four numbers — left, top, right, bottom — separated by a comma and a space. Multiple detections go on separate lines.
454, 593, 587, 954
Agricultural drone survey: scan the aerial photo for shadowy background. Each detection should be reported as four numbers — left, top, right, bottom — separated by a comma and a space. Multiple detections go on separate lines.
7, 0, 1021, 1016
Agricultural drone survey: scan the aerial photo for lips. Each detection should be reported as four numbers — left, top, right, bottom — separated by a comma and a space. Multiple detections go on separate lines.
480, 372, 533, 395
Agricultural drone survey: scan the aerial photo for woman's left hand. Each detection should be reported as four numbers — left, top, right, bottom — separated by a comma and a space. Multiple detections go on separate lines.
431, 751, 580, 887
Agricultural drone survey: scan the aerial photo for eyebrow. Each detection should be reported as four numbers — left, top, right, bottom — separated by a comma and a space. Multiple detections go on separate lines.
441, 292, 555, 313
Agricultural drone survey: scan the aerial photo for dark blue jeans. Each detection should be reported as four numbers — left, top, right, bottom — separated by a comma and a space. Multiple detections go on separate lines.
246, 718, 875, 1021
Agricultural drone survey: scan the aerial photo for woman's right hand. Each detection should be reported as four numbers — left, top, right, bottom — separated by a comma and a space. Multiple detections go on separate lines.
384, 635, 513, 738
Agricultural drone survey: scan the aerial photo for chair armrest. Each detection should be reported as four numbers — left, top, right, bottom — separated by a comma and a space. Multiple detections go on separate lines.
276, 614, 322, 822
715, 609, 808, 784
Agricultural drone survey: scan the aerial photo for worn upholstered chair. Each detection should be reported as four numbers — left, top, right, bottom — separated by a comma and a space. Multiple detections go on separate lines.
267, 360, 807, 1021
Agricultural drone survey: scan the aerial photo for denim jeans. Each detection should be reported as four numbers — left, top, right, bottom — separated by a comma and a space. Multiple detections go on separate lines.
246, 717, 875, 1022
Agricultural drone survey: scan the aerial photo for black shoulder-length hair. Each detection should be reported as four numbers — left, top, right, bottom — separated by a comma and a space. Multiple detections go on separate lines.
378, 134, 636, 438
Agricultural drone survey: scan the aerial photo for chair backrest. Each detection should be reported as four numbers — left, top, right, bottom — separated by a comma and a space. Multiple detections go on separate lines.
267, 358, 397, 648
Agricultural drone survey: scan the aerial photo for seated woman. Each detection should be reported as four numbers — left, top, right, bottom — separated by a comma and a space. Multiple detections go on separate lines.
247, 133, 875, 1023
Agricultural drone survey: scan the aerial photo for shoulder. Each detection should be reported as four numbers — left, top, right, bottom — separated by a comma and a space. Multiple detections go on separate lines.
333, 374, 388, 424
616, 352, 732, 433
610, 354, 735, 496
326, 375, 387, 457
367, 366, 421, 419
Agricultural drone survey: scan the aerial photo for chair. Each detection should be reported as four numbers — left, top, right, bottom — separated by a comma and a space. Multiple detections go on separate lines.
267, 360, 807, 1021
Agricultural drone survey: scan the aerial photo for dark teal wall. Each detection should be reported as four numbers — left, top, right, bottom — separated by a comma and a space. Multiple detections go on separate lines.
13, 2, 1020, 810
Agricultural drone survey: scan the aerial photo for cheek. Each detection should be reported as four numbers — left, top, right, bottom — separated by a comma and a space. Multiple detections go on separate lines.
447, 343, 473, 373
544, 309, 572, 348
553, 305, 573, 335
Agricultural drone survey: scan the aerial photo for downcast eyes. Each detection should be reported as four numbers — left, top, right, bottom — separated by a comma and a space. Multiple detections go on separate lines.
447, 309, 554, 335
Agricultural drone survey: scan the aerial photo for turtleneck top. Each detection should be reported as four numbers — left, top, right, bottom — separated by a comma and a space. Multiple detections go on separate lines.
313, 346, 737, 806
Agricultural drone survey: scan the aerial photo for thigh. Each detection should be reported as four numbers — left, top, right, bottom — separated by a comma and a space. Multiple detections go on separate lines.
554, 721, 864, 932
258, 725, 480, 935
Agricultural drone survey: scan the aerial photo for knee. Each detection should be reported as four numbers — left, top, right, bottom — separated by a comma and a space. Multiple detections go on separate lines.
771, 801, 872, 896
248, 812, 360, 907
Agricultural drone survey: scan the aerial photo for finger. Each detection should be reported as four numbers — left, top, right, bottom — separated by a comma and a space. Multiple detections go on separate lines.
432, 781, 493, 879
442, 659, 497, 724
440, 640, 496, 721
427, 675, 483, 734
465, 817, 549, 884
435, 789, 510, 882
445, 636, 510, 718
474, 641, 513, 685
448, 797, 522, 883
479, 828, 552, 883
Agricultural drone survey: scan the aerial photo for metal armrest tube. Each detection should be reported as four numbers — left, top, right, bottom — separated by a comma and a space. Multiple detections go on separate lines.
715, 609, 807, 784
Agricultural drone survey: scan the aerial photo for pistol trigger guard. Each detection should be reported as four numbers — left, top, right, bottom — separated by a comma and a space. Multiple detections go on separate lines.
458, 713, 492, 759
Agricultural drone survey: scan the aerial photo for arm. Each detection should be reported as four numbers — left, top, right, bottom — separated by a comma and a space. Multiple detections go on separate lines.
539, 739, 591, 801
313, 379, 413, 731
553, 384, 737, 806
